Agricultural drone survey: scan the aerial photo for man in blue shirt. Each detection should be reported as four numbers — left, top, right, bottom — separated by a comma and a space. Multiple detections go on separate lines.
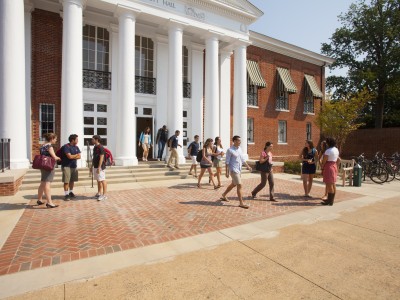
167, 130, 182, 169
219, 135, 252, 209
61, 134, 81, 201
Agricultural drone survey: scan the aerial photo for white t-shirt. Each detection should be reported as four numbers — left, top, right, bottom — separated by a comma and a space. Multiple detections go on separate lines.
215, 146, 224, 160
324, 147, 339, 162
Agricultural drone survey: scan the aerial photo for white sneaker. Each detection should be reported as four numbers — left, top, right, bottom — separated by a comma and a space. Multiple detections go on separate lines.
157, 158, 160, 161
97, 195, 107, 201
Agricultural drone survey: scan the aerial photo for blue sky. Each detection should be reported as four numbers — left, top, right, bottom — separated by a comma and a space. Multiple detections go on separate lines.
248, 0, 354, 76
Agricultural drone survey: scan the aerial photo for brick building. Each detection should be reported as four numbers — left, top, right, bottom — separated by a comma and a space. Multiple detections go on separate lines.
0, 0, 333, 169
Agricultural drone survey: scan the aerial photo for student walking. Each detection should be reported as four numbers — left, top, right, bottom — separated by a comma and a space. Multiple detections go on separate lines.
187, 135, 200, 177
36, 133, 61, 208
197, 138, 218, 189
250, 141, 276, 201
301, 140, 318, 198
61, 134, 81, 201
212, 136, 225, 187
167, 130, 182, 169
91, 135, 108, 201
320, 137, 340, 206
156, 125, 168, 161
138, 127, 152, 161
219, 136, 252, 209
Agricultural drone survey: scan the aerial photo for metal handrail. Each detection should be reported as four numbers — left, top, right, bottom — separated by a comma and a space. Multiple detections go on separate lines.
0, 138, 11, 172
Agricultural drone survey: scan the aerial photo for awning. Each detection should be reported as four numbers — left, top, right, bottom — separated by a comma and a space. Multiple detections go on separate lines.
277, 67, 297, 93
246, 60, 266, 88
304, 74, 323, 98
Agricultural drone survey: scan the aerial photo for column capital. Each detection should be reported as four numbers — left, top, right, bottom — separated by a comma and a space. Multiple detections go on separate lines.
203, 30, 224, 41
24, 0, 34, 13
168, 19, 189, 32
220, 50, 233, 59
114, 4, 140, 20
233, 38, 251, 49
109, 23, 119, 33
59, 0, 87, 9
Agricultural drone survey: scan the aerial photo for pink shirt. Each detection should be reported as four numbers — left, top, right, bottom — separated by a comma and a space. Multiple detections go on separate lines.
261, 151, 273, 164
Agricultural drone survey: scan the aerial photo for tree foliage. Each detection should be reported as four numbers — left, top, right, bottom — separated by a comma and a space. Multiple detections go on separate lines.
315, 91, 371, 151
321, 0, 400, 128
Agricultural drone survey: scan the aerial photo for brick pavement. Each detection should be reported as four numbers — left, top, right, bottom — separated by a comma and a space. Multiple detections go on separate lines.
0, 178, 360, 276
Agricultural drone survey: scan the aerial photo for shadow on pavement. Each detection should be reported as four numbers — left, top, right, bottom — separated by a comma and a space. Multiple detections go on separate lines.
0, 202, 28, 211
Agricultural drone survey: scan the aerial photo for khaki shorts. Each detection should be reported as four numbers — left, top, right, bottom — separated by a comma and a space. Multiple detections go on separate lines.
230, 172, 241, 185
142, 143, 150, 151
213, 159, 224, 168
62, 167, 78, 183
93, 167, 106, 182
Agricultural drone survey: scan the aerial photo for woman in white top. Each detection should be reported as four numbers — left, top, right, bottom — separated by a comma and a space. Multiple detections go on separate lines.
138, 127, 152, 161
212, 136, 225, 187
320, 137, 340, 206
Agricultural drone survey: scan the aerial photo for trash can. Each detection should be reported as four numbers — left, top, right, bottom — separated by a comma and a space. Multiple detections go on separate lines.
353, 163, 362, 187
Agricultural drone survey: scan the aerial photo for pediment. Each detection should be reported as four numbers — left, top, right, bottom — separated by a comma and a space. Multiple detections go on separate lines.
209, 0, 263, 19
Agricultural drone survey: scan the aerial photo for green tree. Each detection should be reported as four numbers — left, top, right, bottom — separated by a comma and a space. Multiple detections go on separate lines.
315, 91, 371, 152
321, 0, 400, 128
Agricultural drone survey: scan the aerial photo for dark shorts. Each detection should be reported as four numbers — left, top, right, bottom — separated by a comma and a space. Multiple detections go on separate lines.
41, 169, 55, 182
200, 164, 212, 169
302, 163, 316, 175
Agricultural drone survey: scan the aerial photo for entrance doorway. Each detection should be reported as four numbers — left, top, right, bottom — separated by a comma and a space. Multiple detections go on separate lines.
136, 117, 153, 161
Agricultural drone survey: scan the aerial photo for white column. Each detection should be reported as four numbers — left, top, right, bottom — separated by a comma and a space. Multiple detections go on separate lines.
60, 0, 85, 167
204, 35, 220, 140
167, 21, 185, 163
0, 0, 29, 169
25, 1, 34, 162
191, 43, 204, 143
219, 50, 232, 151
109, 23, 118, 157
114, 6, 139, 166
233, 43, 248, 158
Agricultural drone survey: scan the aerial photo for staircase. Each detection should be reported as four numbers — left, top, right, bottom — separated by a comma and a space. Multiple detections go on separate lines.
20, 161, 249, 191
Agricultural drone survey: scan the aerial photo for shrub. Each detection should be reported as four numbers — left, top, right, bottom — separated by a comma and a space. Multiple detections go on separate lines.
284, 161, 302, 174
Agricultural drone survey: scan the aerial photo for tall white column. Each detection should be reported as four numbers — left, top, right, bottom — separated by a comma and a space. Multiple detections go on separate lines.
204, 35, 220, 140
60, 0, 85, 167
156, 35, 169, 160
0, 0, 29, 169
191, 44, 204, 143
114, 6, 139, 166
233, 43, 248, 158
25, 1, 34, 162
219, 50, 232, 150
167, 21, 185, 163
109, 23, 118, 157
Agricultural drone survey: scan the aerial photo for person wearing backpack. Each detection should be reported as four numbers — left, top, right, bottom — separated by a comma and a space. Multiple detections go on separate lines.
91, 135, 107, 201
187, 135, 200, 177
61, 134, 81, 201
156, 125, 168, 161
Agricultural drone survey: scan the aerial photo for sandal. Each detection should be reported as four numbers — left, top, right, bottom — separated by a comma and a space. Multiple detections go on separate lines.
238, 204, 249, 209
197, 184, 201, 188
214, 185, 220, 190
37, 200, 45, 205
219, 196, 229, 202
46, 203, 59, 208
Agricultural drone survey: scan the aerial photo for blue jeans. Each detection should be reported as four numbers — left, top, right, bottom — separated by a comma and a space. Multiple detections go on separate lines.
157, 140, 166, 159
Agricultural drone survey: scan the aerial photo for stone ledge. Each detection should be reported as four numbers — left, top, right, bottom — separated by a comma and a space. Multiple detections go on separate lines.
0, 169, 28, 183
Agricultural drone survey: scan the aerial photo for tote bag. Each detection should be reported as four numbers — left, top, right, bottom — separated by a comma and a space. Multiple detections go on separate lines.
32, 155, 55, 171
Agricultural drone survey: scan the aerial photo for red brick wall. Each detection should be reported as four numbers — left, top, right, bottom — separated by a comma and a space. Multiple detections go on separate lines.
341, 128, 400, 159
31, 9, 62, 160
231, 46, 324, 161
0, 176, 24, 196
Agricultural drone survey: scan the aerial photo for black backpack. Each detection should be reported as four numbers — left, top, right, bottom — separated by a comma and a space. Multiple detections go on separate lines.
196, 149, 203, 163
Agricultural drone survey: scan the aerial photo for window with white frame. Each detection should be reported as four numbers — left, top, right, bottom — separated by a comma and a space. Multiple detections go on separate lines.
276, 76, 289, 110
135, 36, 154, 78
83, 25, 110, 71
306, 123, 312, 140
247, 76, 258, 107
247, 118, 254, 143
83, 103, 108, 146
304, 80, 314, 113
39, 104, 55, 140
278, 120, 287, 143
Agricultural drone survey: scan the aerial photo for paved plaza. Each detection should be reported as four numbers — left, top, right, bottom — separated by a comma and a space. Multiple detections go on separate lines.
0, 173, 399, 299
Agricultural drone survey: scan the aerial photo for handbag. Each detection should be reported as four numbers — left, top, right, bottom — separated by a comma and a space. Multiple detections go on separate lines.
255, 160, 271, 173
32, 155, 55, 171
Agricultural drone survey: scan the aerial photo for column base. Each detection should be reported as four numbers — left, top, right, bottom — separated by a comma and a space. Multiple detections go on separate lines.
10, 159, 30, 170
114, 156, 138, 166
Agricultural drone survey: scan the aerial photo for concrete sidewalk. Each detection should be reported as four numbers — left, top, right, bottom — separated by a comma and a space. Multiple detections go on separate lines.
1, 173, 400, 299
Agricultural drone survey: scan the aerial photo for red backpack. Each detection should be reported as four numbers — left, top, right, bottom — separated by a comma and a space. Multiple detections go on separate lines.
103, 148, 114, 167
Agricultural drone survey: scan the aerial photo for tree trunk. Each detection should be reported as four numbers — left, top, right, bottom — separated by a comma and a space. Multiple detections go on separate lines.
374, 85, 385, 129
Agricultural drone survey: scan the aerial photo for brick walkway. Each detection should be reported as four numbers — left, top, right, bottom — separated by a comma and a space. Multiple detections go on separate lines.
0, 178, 360, 276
